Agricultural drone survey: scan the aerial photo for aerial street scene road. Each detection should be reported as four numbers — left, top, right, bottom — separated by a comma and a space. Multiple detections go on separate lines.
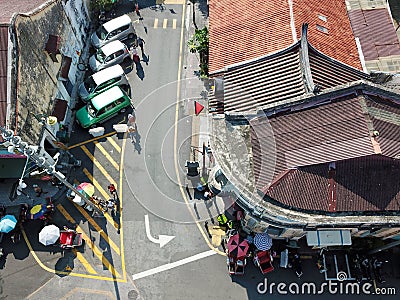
0, 0, 400, 299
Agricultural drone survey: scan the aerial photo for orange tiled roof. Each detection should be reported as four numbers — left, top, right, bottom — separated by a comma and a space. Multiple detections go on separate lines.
209, 0, 362, 73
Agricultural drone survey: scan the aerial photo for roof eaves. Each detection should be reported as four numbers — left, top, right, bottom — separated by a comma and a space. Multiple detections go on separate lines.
209, 40, 301, 76
256, 80, 400, 115
299, 23, 315, 93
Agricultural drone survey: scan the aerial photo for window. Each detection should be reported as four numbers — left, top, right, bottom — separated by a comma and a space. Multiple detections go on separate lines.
316, 24, 329, 34
318, 15, 327, 22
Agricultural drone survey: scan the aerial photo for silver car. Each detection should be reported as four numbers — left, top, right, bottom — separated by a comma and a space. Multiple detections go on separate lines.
91, 14, 136, 48
89, 40, 130, 72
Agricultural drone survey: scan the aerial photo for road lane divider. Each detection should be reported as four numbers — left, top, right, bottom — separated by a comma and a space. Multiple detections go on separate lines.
72, 201, 121, 254
132, 250, 216, 281
106, 136, 121, 153
57, 204, 122, 278
67, 131, 116, 149
93, 141, 120, 171
172, 19, 177, 29
154, 18, 158, 28
80, 145, 118, 187
163, 18, 168, 29
82, 168, 120, 230
72, 248, 98, 274
83, 168, 110, 199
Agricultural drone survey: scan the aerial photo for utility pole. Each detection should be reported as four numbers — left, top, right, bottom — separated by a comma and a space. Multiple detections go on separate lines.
1, 126, 102, 214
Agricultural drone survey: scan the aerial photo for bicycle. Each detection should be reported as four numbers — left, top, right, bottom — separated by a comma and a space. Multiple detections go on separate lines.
150, 2, 166, 11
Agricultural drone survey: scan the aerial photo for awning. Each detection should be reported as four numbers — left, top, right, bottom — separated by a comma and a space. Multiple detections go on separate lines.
306, 230, 352, 247
51, 99, 68, 122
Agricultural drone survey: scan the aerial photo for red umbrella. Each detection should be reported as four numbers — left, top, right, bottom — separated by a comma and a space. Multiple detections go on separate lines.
227, 233, 249, 259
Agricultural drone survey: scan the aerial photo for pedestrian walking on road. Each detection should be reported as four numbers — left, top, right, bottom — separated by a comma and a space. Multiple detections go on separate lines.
127, 111, 136, 140
107, 183, 118, 200
137, 37, 145, 54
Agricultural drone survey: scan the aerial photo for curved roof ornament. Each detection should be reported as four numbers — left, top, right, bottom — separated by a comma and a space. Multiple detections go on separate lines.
299, 23, 316, 94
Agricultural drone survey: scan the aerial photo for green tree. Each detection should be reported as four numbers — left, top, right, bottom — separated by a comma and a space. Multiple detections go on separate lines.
91, 0, 116, 11
188, 27, 209, 77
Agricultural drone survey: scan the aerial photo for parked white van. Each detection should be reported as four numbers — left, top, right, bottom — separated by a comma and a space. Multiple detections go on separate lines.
91, 14, 136, 48
78, 65, 129, 102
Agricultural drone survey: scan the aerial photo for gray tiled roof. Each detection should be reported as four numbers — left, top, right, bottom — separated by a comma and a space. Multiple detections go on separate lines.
209, 28, 370, 114
250, 92, 400, 212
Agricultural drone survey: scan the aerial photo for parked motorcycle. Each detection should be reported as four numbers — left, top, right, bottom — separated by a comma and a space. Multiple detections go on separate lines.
351, 254, 363, 283
371, 257, 386, 283
361, 257, 372, 281
288, 251, 303, 278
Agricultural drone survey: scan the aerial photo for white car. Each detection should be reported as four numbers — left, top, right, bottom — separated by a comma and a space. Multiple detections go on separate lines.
89, 40, 130, 72
91, 14, 136, 48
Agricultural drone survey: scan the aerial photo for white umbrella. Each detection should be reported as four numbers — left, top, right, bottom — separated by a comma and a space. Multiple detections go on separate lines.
254, 233, 273, 251
39, 225, 60, 246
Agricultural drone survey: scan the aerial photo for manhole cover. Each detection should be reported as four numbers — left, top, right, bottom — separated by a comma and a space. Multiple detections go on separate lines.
128, 290, 138, 299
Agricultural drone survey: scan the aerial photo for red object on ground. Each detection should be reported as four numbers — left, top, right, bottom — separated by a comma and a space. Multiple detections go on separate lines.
195, 101, 204, 116
135, 3, 139, 14
227, 233, 249, 259
255, 250, 274, 274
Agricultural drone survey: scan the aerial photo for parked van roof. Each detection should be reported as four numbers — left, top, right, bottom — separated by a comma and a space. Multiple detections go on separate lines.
92, 65, 125, 85
91, 86, 125, 110
103, 14, 132, 33
101, 40, 126, 56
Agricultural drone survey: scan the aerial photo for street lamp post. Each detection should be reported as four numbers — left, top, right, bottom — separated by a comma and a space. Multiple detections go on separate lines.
1, 126, 102, 214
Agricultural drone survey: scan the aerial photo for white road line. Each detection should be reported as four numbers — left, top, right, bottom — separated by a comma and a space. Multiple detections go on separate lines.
132, 250, 216, 280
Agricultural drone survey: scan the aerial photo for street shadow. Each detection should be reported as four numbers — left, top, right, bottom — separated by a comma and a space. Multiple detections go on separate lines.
135, 61, 145, 80
54, 250, 75, 277
130, 124, 142, 154
142, 54, 149, 66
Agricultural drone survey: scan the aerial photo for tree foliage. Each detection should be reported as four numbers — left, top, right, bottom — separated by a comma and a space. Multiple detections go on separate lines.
188, 27, 209, 77
90, 0, 116, 11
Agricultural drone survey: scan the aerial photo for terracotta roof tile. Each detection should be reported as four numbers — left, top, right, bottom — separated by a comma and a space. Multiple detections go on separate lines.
209, 40, 369, 113
209, 0, 362, 73
0, 0, 48, 24
266, 156, 400, 212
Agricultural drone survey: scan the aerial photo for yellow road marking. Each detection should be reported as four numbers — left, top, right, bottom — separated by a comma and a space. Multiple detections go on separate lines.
72, 202, 120, 255
83, 168, 110, 199
173, 3, 225, 256
57, 204, 122, 278
119, 131, 127, 281
94, 141, 120, 171
81, 145, 118, 187
172, 19, 177, 29
68, 131, 116, 149
72, 249, 98, 274
164, 0, 184, 4
107, 136, 121, 153
83, 168, 120, 230
21, 228, 126, 282
154, 18, 158, 28
61, 287, 116, 300
163, 18, 168, 29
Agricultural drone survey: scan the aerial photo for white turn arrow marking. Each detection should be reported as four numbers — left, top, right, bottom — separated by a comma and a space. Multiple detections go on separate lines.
144, 215, 175, 248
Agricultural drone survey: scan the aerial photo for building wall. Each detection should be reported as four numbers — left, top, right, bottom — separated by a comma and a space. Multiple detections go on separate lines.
9, 0, 90, 145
